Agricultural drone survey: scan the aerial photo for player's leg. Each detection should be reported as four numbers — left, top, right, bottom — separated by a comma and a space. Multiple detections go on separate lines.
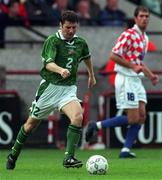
6, 80, 53, 169
85, 115, 128, 142
138, 101, 146, 124
86, 73, 129, 142
6, 117, 41, 169
120, 102, 146, 158
119, 108, 140, 158
119, 76, 147, 158
61, 100, 83, 168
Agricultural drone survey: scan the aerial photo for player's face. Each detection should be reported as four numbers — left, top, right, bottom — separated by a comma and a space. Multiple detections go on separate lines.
60, 21, 78, 40
134, 11, 150, 32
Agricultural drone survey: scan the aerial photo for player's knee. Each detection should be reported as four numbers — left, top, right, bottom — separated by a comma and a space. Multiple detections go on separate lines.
128, 116, 140, 124
128, 119, 138, 124
139, 114, 146, 124
71, 113, 83, 126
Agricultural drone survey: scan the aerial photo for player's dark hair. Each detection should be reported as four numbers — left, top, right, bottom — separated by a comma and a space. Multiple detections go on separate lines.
125, 18, 135, 29
134, 6, 150, 17
60, 10, 79, 24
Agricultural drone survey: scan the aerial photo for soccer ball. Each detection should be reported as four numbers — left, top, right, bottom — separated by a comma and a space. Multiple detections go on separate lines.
86, 155, 108, 175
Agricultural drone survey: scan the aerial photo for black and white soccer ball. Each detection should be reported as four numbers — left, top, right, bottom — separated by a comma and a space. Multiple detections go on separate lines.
86, 155, 108, 175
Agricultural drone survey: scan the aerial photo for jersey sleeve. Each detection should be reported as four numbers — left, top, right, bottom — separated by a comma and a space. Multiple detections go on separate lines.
79, 40, 91, 62
112, 31, 131, 59
145, 34, 149, 53
41, 36, 57, 65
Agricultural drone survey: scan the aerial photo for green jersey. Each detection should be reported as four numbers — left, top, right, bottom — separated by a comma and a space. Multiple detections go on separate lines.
40, 30, 91, 85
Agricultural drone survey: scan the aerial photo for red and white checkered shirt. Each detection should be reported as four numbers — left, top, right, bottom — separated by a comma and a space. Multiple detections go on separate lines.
112, 24, 148, 76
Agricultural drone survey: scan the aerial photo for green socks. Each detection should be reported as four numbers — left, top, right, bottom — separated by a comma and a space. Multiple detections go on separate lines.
11, 124, 82, 159
65, 124, 82, 158
11, 126, 30, 158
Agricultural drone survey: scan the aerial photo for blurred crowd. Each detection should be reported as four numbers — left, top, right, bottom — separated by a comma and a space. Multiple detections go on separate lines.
131, 0, 162, 16
0, 0, 128, 48
0, 0, 127, 27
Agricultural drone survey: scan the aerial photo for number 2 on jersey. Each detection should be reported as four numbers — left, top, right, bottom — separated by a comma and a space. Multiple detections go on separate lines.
66, 57, 73, 69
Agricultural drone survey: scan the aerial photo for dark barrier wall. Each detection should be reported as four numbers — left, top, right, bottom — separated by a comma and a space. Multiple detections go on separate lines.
104, 93, 162, 148
0, 91, 21, 148
1, 91, 162, 148
0, 90, 69, 148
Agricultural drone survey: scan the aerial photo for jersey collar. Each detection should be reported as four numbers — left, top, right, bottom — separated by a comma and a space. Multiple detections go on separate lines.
133, 24, 146, 36
56, 30, 77, 41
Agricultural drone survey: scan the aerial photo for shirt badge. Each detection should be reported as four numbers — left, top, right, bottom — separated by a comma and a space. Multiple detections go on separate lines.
68, 49, 75, 55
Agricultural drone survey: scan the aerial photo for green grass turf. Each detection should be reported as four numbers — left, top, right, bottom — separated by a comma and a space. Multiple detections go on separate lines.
0, 148, 162, 180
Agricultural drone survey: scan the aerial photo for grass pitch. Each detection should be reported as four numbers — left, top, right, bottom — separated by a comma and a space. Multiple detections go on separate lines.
0, 148, 162, 180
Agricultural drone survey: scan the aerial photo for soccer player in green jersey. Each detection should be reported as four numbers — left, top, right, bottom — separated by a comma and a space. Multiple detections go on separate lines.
6, 10, 96, 169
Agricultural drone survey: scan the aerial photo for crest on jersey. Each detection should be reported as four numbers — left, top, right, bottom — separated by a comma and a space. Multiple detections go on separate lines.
68, 49, 75, 55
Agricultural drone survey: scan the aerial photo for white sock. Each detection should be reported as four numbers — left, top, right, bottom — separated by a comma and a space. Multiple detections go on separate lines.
121, 147, 130, 152
96, 122, 102, 130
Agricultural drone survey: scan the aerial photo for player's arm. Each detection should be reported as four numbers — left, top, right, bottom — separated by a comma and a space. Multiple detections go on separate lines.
83, 57, 96, 88
142, 63, 159, 86
42, 37, 70, 79
46, 62, 70, 79
110, 52, 142, 73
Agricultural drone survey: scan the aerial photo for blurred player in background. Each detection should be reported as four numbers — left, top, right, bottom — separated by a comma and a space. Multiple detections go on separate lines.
6, 10, 96, 169
100, 18, 157, 86
86, 6, 159, 158
99, 19, 135, 87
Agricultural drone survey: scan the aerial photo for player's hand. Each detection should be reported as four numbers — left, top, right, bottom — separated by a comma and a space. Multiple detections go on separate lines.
151, 74, 159, 86
88, 75, 96, 88
60, 69, 70, 79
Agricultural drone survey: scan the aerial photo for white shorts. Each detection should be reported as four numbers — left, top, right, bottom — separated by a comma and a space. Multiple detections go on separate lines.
115, 73, 147, 109
30, 80, 80, 119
